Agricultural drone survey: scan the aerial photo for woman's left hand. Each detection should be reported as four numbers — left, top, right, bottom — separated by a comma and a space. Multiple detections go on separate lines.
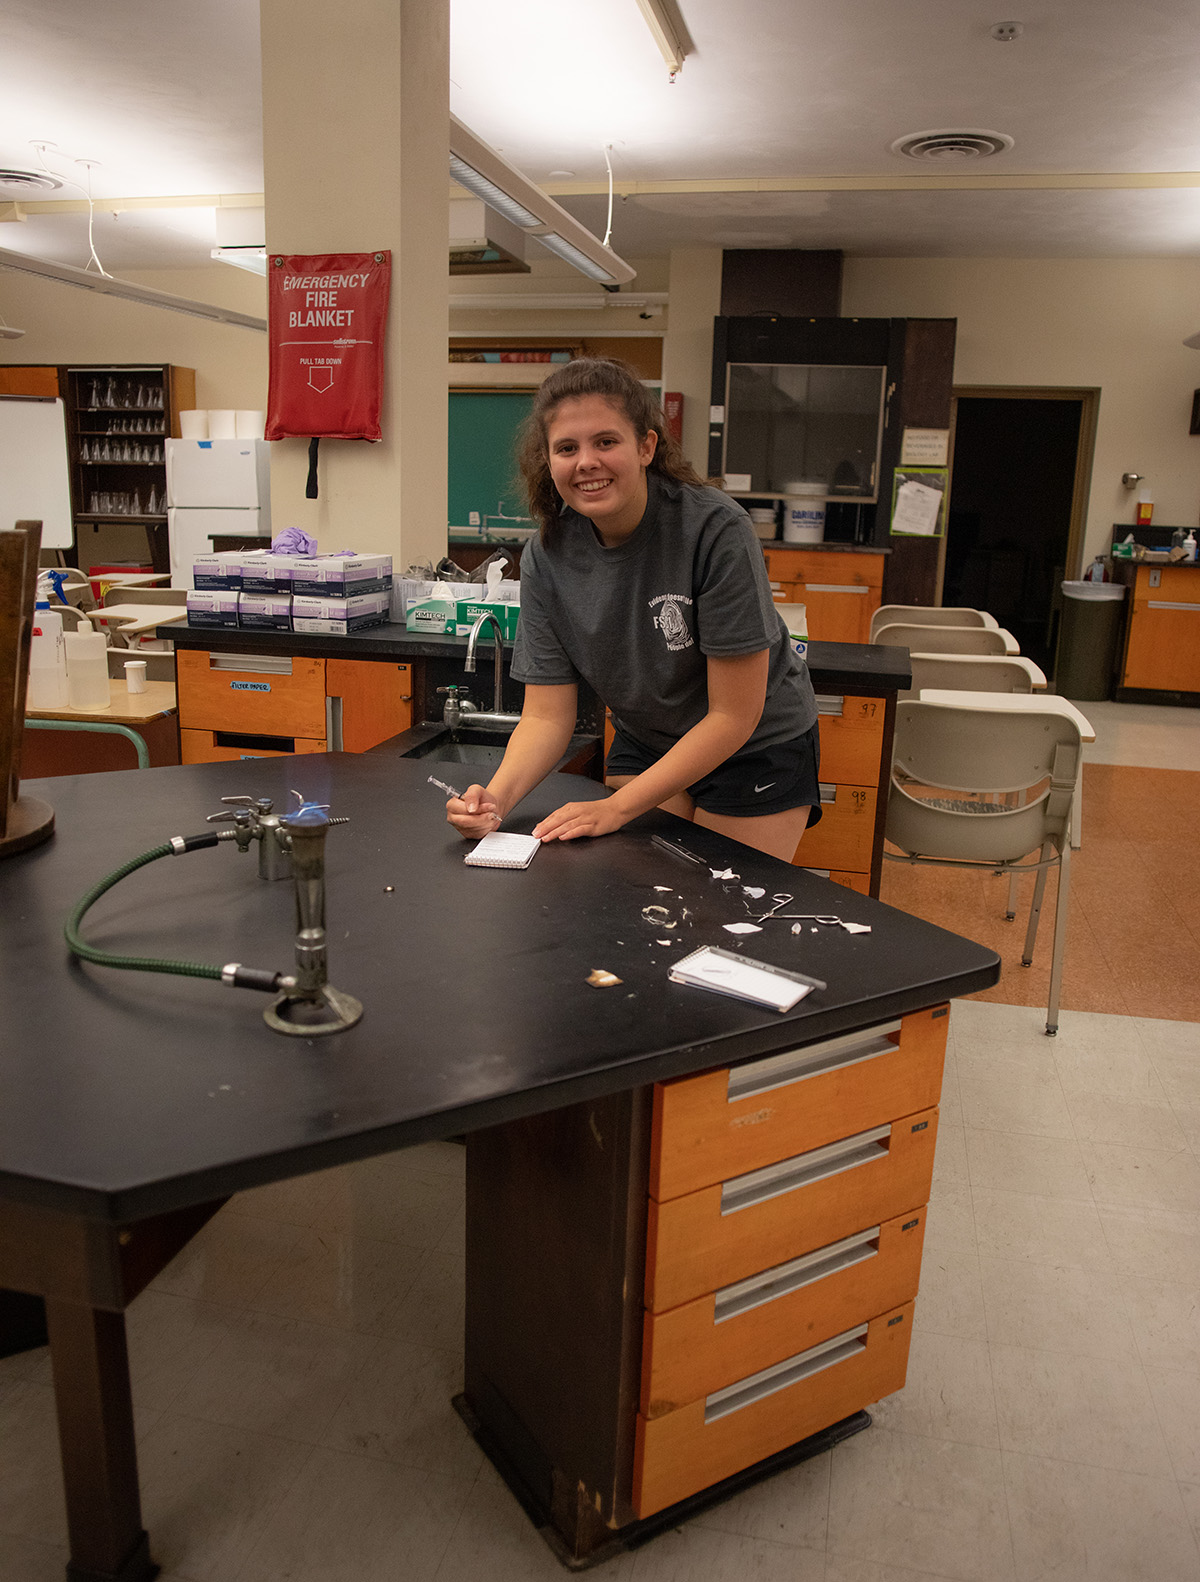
532, 799, 631, 842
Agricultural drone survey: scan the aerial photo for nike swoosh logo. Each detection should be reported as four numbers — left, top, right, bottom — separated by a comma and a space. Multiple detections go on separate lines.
754, 781, 776, 793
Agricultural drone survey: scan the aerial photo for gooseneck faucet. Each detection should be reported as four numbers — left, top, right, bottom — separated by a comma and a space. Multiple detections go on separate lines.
455, 611, 522, 730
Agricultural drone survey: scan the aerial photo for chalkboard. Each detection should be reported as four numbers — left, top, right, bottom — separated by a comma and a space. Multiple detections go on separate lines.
0, 397, 73, 548
448, 391, 535, 531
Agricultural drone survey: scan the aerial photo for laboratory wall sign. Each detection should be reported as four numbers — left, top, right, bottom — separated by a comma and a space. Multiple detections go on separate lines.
266, 251, 391, 442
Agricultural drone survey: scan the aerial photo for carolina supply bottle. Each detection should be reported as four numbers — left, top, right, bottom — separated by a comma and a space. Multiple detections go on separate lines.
64, 615, 112, 710
26, 572, 69, 708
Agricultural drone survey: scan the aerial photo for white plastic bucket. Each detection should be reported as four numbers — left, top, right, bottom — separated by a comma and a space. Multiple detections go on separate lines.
179, 410, 209, 440
235, 410, 265, 439
783, 484, 826, 544
207, 410, 237, 439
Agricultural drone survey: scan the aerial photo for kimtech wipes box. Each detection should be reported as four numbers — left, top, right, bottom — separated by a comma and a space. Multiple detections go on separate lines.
187, 589, 240, 628
454, 599, 520, 640
291, 590, 389, 634
287, 553, 392, 597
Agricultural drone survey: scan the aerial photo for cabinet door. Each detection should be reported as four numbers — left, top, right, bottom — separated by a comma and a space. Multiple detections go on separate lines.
326, 658, 413, 751
797, 583, 876, 643
1122, 573, 1200, 691
0, 367, 60, 398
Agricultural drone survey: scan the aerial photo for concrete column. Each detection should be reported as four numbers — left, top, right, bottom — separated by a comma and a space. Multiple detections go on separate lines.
661, 248, 723, 476
259, 0, 447, 565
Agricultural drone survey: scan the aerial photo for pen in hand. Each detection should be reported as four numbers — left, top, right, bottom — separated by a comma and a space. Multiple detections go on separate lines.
428, 775, 501, 825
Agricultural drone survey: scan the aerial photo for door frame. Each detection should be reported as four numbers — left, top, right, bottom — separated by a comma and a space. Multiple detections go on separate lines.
941, 385, 1101, 599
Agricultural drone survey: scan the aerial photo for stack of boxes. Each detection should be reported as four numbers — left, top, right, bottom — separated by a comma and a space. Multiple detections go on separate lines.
187, 550, 392, 635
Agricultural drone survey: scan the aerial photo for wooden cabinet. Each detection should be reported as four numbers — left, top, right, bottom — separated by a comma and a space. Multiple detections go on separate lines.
1118, 565, 1200, 694
63, 364, 195, 574
633, 1003, 948, 1517
176, 649, 412, 762
796, 691, 889, 893
764, 548, 884, 645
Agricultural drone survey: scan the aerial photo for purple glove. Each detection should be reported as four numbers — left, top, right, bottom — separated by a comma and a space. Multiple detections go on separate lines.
271, 527, 319, 557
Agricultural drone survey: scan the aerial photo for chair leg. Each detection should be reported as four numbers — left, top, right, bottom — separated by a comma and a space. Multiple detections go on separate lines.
1045, 838, 1072, 1036
1071, 778, 1083, 851
1022, 841, 1053, 966
1006, 870, 1019, 921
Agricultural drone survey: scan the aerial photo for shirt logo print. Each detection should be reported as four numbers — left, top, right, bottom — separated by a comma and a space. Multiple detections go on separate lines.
649, 592, 694, 652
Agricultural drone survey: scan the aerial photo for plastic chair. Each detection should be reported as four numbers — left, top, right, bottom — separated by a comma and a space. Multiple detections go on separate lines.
870, 605, 999, 642
884, 700, 1081, 1035
873, 623, 1010, 656
901, 654, 1041, 700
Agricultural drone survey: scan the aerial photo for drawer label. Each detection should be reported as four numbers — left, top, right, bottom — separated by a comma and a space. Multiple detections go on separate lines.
902, 1218, 920, 1232
932, 1006, 949, 1020
231, 681, 271, 693
887, 1313, 905, 1327
911, 1120, 929, 1133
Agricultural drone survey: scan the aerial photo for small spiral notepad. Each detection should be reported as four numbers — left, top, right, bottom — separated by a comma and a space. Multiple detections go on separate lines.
464, 832, 541, 869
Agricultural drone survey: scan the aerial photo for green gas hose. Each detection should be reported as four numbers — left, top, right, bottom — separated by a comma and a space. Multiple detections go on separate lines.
65, 833, 285, 993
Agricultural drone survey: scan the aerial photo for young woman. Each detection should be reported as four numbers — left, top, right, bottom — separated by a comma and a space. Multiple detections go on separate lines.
446, 357, 822, 862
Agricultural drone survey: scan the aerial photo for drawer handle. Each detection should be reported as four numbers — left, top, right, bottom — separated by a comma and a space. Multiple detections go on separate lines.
209, 653, 294, 675
704, 1322, 869, 1422
1147, 601, 1200, 612
815, 695, 845, 716
805, 583, 869, 594
714, 1226, 879, 1324
819, 782, 836, 802
720, 1123, 891, 1216
326, 696, 344, 752
727, 1020, 900, 1101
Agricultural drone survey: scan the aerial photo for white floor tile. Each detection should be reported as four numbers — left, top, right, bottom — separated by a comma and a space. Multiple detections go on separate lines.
971, 1189, 1113, 1268
1080, 1140, 1200, 1213
629, 1523, 825, 1581
965, 1128, 1092, 1200
1002, 1450, 1200, 1582
867, 1330, 999, 1448
1120, 1271, 1200, 1375
912, 1248, 988, 1342
979, 1257, 1135, 1359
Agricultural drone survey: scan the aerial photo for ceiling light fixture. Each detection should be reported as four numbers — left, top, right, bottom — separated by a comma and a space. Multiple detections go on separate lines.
210, 246, 268, 277
634, 0, 688, 78
451, 292, 667, 313
0, 319, 26, 339
0, 245, 266, 331
449, 116, 636, 286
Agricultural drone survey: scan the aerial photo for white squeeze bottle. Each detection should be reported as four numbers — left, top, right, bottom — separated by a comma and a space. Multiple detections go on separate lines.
64, 613, 112, 710
26, 572, 69, 708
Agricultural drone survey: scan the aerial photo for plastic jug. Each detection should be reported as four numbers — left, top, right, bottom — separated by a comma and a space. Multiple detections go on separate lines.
65, 622, 112, 710
26, 572, 69, 708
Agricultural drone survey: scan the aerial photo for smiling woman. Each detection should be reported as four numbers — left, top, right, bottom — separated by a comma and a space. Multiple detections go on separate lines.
443, 357, 824, 862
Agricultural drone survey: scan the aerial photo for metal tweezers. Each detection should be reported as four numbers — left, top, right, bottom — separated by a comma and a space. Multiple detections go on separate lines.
651, 833, 707, 867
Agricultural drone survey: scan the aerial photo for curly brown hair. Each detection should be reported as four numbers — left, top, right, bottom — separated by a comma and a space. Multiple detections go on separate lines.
516, 357, 706, 542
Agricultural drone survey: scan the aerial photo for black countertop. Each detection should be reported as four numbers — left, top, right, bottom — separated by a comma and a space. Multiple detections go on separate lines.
165, 622, 913, 693
2, 755, 993, 1224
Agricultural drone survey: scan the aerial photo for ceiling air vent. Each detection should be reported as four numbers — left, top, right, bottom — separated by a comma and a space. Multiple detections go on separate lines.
0, 169, 62, 193
890, 129, 1014, 162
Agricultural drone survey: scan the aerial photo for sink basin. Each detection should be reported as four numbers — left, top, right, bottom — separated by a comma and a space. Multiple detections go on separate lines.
371, 721, 602, 780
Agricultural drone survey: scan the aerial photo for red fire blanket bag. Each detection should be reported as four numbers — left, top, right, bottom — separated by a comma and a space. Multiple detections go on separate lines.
266, 251, 391, 448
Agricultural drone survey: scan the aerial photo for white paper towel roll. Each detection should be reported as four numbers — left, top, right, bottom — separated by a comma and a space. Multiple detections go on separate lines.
235, 410, 265, 439
179, 410, 208, 439
207, 410, 237, 439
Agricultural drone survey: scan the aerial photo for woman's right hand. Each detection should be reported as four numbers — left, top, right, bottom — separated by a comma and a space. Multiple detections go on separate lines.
446, 784, 503, 839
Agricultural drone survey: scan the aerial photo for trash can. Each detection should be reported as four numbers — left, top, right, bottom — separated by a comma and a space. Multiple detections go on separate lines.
1055, 580, 1127, 700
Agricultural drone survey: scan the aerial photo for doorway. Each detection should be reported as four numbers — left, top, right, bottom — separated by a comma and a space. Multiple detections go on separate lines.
944, 388, 1098, 673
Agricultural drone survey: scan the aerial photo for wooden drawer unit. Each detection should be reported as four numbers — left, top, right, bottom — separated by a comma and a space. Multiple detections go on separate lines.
634, 1301, 914, 1517
645, 1106, 938, 1311
326, 658, 413, 750
641, 1206, 926, 1416
176, 650, 327, 738
650, 1006, 948, 1202
796, 782, 876, 871
180, 730, 326, 764
1121, 566, 1200, 692
816, 694, 886, 785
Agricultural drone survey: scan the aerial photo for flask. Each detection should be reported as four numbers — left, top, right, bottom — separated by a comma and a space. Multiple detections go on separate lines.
65, 617, 112, 710
26, 573, 69, 708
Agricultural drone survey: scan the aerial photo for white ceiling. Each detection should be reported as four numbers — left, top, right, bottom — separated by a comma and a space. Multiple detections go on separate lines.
2, 0, 1200, 277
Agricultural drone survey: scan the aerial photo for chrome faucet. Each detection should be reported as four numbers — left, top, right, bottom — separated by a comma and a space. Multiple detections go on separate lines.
460, 612, 521, 729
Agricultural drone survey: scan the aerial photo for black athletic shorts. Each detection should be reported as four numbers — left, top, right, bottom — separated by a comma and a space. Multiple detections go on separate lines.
606, 719, 823, 823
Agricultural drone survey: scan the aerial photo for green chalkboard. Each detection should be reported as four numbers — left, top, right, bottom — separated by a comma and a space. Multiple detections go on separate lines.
448, 391, 535, 531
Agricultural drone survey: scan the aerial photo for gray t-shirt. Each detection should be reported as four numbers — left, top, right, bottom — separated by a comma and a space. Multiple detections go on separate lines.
511, 474, 817, 754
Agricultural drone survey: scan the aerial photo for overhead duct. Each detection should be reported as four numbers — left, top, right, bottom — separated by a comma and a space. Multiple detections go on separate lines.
449, 198, 529, 276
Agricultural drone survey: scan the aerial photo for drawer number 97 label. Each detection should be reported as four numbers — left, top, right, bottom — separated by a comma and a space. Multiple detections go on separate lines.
231, 681, 271, 693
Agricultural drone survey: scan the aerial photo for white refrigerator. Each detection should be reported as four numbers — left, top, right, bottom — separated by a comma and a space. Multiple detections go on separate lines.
166, 439, 272, 587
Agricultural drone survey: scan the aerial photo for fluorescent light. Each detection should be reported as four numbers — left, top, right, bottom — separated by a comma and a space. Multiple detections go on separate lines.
449, 155, 540, 228
0, 245, 266, 330
449, 116, 636, 287
634, 0, 688, 75
451, 292, 667, 312
210, 246, 268, 277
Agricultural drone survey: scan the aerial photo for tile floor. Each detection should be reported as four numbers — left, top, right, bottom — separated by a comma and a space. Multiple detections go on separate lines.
3, 705, 1199, 1582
